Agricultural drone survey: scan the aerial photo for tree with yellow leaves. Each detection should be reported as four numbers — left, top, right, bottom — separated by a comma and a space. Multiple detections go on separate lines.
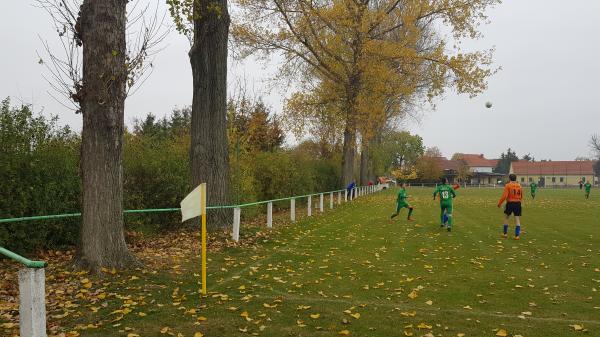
233, 0, 498, 186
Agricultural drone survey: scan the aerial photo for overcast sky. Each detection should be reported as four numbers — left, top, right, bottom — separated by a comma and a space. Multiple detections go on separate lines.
1, 0, 599, 161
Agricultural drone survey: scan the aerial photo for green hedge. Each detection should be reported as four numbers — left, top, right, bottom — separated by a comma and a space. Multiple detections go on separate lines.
0, 102, 342, 254
0, 98, 81, 253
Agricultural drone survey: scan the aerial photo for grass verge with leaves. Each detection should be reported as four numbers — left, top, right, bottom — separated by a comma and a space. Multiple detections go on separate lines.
1, 187, 599, 336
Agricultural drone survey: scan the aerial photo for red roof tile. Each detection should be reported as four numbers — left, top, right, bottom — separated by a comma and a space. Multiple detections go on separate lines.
511, 161, 595, 175
454, 154, 498, 168
433, 157, 460, 171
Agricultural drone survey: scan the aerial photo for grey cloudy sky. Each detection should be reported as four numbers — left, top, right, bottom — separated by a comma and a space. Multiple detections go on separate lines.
1, 0, 599, 161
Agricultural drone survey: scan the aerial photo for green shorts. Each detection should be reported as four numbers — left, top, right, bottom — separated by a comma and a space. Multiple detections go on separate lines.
397, 201, 409, 208
440, 203, 453, 214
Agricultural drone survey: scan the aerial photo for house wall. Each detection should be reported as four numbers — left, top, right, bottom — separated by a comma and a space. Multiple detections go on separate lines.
515, 174, 597, 186
469, 175, 504, 185
469, 166, 494, 173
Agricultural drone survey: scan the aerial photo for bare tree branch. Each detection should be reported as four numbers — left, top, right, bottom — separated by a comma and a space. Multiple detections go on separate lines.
590, 134, 600, 158
36, 0, 170, 112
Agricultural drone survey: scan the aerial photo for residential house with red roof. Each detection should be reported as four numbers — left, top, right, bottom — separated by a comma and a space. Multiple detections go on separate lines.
453, 153, 505, 185
510, 161, 597, 187
433, 156, 461, 183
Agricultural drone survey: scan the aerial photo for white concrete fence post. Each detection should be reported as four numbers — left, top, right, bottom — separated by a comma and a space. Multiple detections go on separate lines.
319, 194, 324, 212
338, 191, 342, 205
232, 207, 241, 242
329, 192, 334, 209
307, 195, 312, 216
267, 202, 273, 228
344, 190, 348, 202
18, 268, 46, 337
290, 198, 296, 222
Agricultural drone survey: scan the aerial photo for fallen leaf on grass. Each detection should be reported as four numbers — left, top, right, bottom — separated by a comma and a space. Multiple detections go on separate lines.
339, 330, 350, 335
496, 329, 508, 336
569, 324, 584, 331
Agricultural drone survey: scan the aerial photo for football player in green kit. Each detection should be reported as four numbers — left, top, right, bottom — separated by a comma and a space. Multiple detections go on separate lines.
530, 181, 538, 199
584, 181, 592, 199
433, 178, 457, 232
391, 182, 415, 221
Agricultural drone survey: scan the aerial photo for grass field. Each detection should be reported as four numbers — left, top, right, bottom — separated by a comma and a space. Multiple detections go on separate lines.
2, 187, 599, 337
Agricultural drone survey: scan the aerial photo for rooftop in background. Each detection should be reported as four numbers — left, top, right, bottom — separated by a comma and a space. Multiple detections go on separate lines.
511, 161, 596, 175
454, 154, 499, 168
433, 157, 461, 171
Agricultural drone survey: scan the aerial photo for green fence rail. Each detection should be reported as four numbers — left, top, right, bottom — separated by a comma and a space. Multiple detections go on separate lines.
0, 188, 367, 224
0, 247, 47, 268
0, 185, 385, 266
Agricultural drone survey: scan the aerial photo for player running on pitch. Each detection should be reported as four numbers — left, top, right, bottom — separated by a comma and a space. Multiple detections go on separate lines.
498, 174, 523, 239
391, 182, 415, 221
433, 178, 456, 232
584, 180, 592, 199
530, 181, 538, 199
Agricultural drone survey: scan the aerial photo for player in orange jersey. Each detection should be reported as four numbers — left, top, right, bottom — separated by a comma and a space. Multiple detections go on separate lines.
498, 174, 523, 240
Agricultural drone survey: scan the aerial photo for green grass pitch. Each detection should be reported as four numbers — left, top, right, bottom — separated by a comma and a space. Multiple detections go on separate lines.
49, 187, 600, 336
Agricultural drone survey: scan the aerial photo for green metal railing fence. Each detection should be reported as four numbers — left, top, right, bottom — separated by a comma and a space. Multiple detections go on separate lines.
0, 188, 358, 225
0, 184, 387, 260
0, 247, 47, 268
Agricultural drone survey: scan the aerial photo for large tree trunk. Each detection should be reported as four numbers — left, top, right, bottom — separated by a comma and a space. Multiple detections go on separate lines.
189, 0, 232, 227
341, 117, 356, 187
340, 75, 360, 187
359, 140, 369, 186
77, 0, 137, 272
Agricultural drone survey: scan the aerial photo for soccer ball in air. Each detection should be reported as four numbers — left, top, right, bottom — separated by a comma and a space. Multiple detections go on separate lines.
485, 102, 493, 108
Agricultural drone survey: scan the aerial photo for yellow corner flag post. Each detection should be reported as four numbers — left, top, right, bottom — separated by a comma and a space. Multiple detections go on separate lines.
200, 183, 207, 295
180, 183, 208, 295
